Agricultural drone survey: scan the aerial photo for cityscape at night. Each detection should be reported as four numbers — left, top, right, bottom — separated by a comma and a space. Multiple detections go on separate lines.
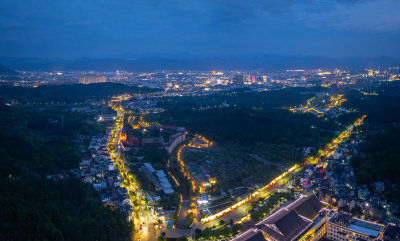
1, 0, 400, 241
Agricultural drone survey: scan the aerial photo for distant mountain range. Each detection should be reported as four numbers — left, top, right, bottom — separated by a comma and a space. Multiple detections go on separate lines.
1, 55, 400, 72
0, 64, 18, 75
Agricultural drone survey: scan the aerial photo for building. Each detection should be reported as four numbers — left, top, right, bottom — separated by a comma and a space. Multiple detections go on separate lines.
232, 75, 244, 85
127, 137, 140, 146
141, 137, 163, 147
164, 132, 186, 154
233, 229, 267, 241
120, 137, 140, 152
232, 193, 389, 241
374, 181, 385, 194
119, 132, 127, 142
141, 163, 162, 192
155, 170, 174, 194
79, 75, 107, 84
97, 114, 116, 122
383, 224, 400, 240
326, 212, 384, 241
233, 194, 330, 241
198, 194, 209, 205
163, 125, 177, 132
368, 69, 374, 77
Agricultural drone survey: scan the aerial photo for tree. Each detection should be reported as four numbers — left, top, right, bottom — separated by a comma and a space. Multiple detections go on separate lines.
194, 228, 202, 240
157, 232, 166, 241
202, 227, 213, 240
184, 212, 194, 229
232, 224, 244, 234
157, 237, 166, 241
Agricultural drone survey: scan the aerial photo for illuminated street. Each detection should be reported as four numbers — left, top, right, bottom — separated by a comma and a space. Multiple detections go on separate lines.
171, 115, 367, 227
106, 96, 368, 240
108, 101, 158, 241
289, 94, 348, 117
3, 1, 400, 240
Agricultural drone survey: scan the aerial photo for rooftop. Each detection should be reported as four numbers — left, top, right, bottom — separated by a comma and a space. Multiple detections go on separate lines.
253, 194, 327, 241
328, 212, 384, 238
231, 229, 266, 241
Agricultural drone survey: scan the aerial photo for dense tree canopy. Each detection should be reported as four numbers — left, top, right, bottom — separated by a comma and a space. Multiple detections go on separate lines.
150, 88, 348, 149
0, 83, 159, 103
0, 176, 132, 241
345, 82, 400, 202
0, 103, 133, 240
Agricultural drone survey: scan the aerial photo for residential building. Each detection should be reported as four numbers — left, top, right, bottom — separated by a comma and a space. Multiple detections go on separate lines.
79, 75, 107, 84
164, 132, 186, 154
327, 212, 384, 241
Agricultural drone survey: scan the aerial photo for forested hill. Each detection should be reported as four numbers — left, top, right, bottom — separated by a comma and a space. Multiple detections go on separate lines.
0, 63, 17, 75
0, 82, 160, 103
149, 88, 358, 149
344, 82, 400, 202
0, 103, 133, 241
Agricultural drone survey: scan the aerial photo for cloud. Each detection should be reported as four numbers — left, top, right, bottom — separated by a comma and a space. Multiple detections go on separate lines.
294, 0, 400, 31
1, 0, 399, 33
0, 0, 399, 58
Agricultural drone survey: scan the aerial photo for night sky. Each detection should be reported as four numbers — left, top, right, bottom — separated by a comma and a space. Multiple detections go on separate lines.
1, 0, 400, 58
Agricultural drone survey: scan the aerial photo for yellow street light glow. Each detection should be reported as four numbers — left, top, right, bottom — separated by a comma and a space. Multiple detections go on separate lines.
201, 164, 299, 223
201, 115, 366, 223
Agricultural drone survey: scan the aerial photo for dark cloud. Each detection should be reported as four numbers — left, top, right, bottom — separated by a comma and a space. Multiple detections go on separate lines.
0, 0, 399, 58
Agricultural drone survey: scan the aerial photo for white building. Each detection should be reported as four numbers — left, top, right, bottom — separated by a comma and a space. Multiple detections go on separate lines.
327, 212, 384, 241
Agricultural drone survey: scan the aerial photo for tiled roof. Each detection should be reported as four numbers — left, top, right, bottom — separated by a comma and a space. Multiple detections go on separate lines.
231, 229, 266, 241
293, 195, 325, 220
256, 209, 312, 241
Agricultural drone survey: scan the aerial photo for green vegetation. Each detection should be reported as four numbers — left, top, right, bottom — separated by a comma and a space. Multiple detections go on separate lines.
0, 176, 132, 241
344, 82, 400, 203
195, 220, 244, 240
250, 191, 294, 222
127, 147, 169, 171
157, 231, 166, 241
149, 88, 357, 191
157, 87, 315, 110
177, 236, 189, 241
155, 107, 337, 147
184, 212, 194, 228
0, 105, 102, 175
157, 233, 187, 241
149, 88, 351, 149
184, 148, 281, 191
157, 193, 180, 210
0, 83, 158, 103
0, 103, 133, 241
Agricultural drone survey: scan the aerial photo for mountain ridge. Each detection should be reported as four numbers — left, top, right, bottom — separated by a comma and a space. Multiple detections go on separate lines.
1, 55, 400, 71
